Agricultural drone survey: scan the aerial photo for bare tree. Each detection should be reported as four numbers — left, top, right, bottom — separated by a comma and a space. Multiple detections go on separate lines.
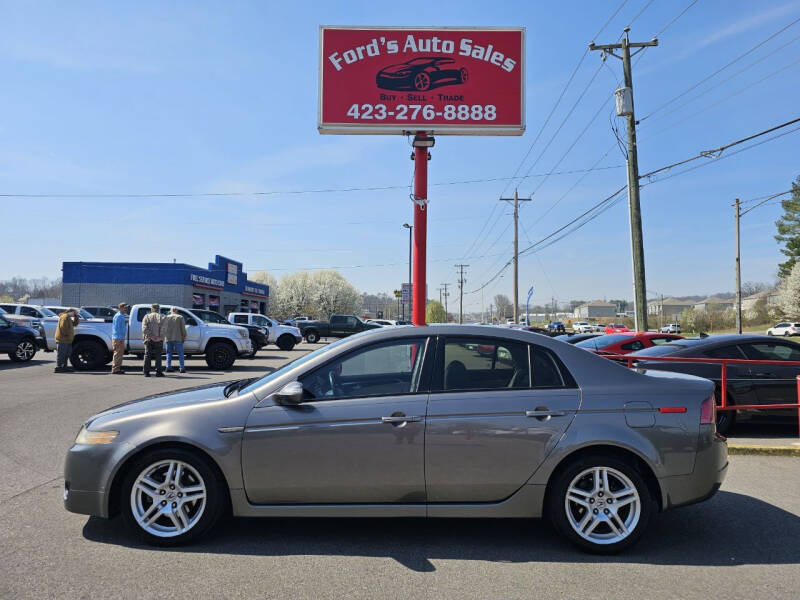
493, 294, 512, 320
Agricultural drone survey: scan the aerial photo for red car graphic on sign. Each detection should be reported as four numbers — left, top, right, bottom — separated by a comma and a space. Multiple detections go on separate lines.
376, 56, 468, 91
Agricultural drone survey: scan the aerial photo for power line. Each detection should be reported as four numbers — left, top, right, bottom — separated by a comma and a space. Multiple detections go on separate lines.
640, 15, 800, 121
741, 189, 794, 215
639, 116, 800, 182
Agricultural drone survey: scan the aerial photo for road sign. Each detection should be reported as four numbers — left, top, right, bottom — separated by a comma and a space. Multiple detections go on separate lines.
401, 283, 412, 303
319, 26, 525, 135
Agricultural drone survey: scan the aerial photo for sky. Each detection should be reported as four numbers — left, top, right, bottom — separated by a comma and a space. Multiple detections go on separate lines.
1, 0, 799, 313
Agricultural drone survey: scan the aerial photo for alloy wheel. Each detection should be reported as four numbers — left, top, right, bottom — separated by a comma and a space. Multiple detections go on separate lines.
564, 466, 641, 545
130, 460, 207, 538
15, 340, 36, 361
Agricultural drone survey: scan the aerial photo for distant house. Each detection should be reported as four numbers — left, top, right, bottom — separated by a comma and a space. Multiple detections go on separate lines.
694, 297, 735, 312
646, 297, 694, 320
573, 300, 616, 319
740, 290, 778, 317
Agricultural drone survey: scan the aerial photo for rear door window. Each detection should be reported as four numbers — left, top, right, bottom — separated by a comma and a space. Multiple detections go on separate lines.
440, 337, 529, 391
234, 315, 248, 324
620, 340, 645, 351
530, 345, 570, 388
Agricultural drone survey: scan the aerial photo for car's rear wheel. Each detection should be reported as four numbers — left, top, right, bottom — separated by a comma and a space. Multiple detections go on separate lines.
414, 72, 431, 90
70, 339, 106, 370
715, 392, 736, 435
120, 448, 223, 546
549, 455, 654, 554
9, 337, 37, 362
276, 334, 296, 351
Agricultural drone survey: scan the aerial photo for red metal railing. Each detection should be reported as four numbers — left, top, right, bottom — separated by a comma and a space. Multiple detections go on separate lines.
601, 354, 800, 437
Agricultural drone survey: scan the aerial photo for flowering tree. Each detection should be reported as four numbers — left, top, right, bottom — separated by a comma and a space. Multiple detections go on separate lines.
778, 261, 800, 320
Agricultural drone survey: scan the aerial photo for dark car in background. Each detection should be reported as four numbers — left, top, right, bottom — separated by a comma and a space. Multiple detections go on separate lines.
376, 56, 468, 91
0, 314, 39, 362
554, 333, 603, 345
630, 334, 800, 434
192, 309, 268, 354
297, 314, 381, 344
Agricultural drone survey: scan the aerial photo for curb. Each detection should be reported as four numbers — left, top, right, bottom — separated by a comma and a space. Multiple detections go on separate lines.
728, 444, 800, 457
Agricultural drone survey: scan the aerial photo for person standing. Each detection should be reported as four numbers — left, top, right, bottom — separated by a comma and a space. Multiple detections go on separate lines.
111, 303, 129, 375
54, 308, 80, 373
141, 304, 166, 377
164, 306, 187, 374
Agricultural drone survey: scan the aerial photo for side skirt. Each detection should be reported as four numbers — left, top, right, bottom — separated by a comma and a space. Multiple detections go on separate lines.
230, 484, 545, 519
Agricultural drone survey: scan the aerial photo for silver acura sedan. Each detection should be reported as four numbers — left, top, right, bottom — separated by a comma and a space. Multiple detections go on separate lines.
64, 325, 727, 553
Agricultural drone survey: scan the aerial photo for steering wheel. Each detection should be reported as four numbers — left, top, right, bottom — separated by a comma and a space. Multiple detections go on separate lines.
328, 369, 343, 397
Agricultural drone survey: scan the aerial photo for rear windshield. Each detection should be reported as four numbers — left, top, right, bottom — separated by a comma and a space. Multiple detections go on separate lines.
629, 343, 689, 357
575, 334, 630, 349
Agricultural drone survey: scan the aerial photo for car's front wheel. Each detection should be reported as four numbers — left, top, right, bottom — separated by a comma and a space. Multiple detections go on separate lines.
120, 448, 224, 546
205, 341, 236, 370
548, 455, 654, 554
276, 334, 296, 351
305, 330, 320, 344
9, 337, 37, 362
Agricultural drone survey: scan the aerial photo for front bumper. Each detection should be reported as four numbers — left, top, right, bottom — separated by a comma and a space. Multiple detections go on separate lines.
659, 426, 728, 510
63, 441, 133, 518
236, 338, 253, 356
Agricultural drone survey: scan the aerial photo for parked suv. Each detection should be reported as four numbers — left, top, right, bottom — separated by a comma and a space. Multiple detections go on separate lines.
766, 322, 800, 336
0, 314, 39, 362
660, 323, 682, 334
228, 312, 302, 351
572, 321, 592, 333
192, 309, 267, 354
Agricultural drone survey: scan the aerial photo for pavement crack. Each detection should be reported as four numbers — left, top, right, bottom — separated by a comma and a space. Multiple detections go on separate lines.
0, 476, 62, 505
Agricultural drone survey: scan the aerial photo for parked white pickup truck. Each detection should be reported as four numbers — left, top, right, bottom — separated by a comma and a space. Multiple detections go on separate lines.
38, 304, 251, 370
228, 312, 302, 351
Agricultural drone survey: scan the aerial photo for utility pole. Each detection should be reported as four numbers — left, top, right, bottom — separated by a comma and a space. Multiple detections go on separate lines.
455, 264, 469, 324
500, 188, 531, 323
734, 198, 742, 334
590, 28, 657, 333
440, 283, 450, 320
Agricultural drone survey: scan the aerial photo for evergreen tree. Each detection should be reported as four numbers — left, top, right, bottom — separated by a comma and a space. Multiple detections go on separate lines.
774, 176, 800, 279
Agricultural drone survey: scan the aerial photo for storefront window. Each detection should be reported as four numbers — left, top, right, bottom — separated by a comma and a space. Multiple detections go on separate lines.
209, 295, 220, 313
192, 293, 205, 309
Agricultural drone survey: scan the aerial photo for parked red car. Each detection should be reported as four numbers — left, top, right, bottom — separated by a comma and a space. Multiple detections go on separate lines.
575, 332, 684, 356
604, 323, 631, 334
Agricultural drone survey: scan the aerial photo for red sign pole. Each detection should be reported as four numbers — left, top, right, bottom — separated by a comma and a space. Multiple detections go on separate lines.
412, 131, 428, 326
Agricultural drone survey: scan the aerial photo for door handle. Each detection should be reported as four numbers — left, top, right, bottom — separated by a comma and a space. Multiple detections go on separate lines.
526, 409, 567, 420
381, 415, 422, 423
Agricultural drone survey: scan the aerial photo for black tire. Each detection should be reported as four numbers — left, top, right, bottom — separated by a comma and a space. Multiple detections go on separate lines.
414, 71, 431, 91
305, 330, 320, 344
767, 331, 773, 336
8, 337, 37, 362
548, 454, 655, 554
276, 334, 296, 351
205, 341, 236, 370
784, 331, 790, 337
458, 67, 468, 83
119, 447, 224, 546
70, 339, 107, 370
715, 393, 736, 436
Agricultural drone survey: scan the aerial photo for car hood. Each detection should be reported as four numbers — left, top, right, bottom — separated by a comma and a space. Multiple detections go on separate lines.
85, 380, 242, 424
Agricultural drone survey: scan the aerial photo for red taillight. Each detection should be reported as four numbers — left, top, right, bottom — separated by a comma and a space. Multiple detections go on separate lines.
700, 395, 715, 424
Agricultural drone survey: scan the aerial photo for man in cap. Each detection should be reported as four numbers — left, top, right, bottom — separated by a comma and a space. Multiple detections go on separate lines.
141, 303, 166, 377
110, 302, 129, 374
54, 308, 80, 373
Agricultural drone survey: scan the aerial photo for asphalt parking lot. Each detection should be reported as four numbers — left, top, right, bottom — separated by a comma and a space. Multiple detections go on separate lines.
1, 347, 799, 599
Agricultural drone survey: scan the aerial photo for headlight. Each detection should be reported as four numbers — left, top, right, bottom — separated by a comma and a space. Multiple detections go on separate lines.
75, 426, 118, 445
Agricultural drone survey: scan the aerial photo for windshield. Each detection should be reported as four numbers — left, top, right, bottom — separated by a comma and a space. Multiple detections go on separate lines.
240, 333, 373, 395
252, 316, 269, 327
196, 310, 228, 324
78, 309, 94, 320
575, 334, 632, 350
630, 343, 688, 357
39, 307, 58, 317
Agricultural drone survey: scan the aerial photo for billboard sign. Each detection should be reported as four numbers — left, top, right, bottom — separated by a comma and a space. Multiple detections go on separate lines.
401, 283, 412, 303
319, 26, 524, 135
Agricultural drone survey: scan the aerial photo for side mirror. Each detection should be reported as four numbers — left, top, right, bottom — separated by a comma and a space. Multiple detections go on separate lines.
274, 381, 304, 405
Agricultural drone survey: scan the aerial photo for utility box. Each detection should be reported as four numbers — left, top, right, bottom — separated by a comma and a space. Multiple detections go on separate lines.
615, 86, 633, 116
